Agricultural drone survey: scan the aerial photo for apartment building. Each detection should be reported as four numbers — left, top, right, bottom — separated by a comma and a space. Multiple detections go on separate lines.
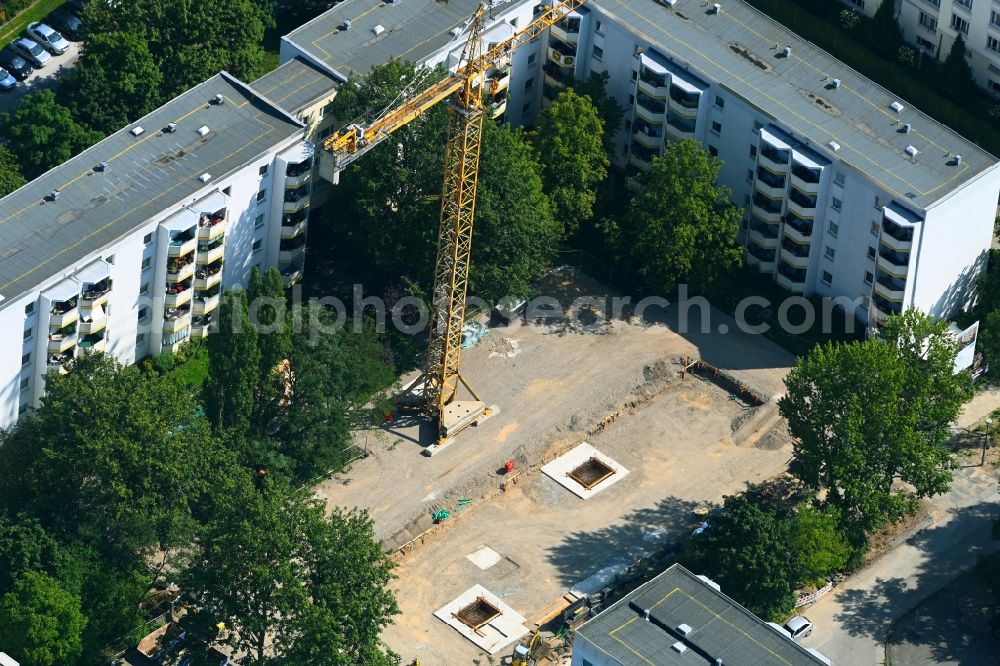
0, 71, 336, 428
288, 0, 1000, 329
899, 0, 1000, 95
570, 563, 829, 665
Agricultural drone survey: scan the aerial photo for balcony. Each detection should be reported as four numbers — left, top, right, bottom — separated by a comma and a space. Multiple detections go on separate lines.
543, 62, 568, 89
776, 272, 806, 293
193, 292, 220, 316
198, 213, 226, 241
163, 309, 192, 334
547, 44, 577, 68
668, 85, 700, 117
635, 92, 666, 123
191, 315, 211, 338
783, 213, 813, 242
285, 158, 312, 180
283, 197, 310, 214
638, 69, 668, 98
777, 261, 807, 293
786, 190, 817, 219
166, 258, 195, 282
790, 163, 821, 194
48, 329, 78, 354
490, 98, 508, 119
877, 247, 910, 277
758, 144, 790, 173
281, 220, 308, 239
746, 241, 777, 273
668, 98, 699, 119
666, 111, 696, 138
550, 17, 581, 44
80, 280, 112, 308
632, 122, 664, 150
488, 69, 511, 94
78, 316, 107, 335
165, 283, 193, 308
629, 143, 657, 171
195, 269, 223, 290
872, 294, 903, 319
748, 217, 780, 248
874, 275, 906, 301
752, 193, 783, 223
49, 299, 79, 328
755, 168, 787, 199
197, 238, 225, 265
881, 217, 914, 252
77, 334, 106, 357
47, 354, 71, 374
780, 238, 811, 268
167, 234, 197, 257
281, 264, 304, 287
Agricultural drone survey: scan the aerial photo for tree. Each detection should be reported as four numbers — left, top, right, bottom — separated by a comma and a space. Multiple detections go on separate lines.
0, 144, 25, 197
612, 139, 743, 293
246, 267, 291, 432
679, 492, 796, 621
779, 310, 970, 538
533, 88, 609, 237
787, 505, 851, 586
942, 35, 976, 97
0, 513, 62, 597
174, 482, 398, 665
977, 309, 1000, 379
0, 571, 87, 666
471, 120, 562, 303
277, 0, 335, 26
569, 71, 624, 152
204, 289, 261, 435
0, 91, 103, 179
62, 32, 163, 134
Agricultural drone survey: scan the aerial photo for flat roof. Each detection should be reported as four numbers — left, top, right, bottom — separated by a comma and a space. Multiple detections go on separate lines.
285, 0, 496, 80
0, 73, 304, 308
250, 56, 341, 115
577, 564, 825, 665
594, 0, 997, 209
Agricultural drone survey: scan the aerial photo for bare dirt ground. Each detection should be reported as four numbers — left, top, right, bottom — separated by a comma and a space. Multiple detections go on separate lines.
315, 269, 795, 550
380, 377, 795, 664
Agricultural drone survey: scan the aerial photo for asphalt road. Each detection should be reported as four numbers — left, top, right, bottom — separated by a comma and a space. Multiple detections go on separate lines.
0, 38, 80, 116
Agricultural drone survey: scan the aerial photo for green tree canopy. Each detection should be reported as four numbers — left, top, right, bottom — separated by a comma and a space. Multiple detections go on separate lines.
779, 310, 970, 537
612, 139, 743, 293
679, 492, 797, 621
569, 71, 624, 152
472, 120, 562, 302
0, 144, 25, 197
0, 91, 103, 180
533, 88, 609, 237
787, 505, 851, 585
174, 482, 398, 665
62, 32, 163, 134
942, 35, 976, 97
0, 571, 87, 666
204, 289, 261, 436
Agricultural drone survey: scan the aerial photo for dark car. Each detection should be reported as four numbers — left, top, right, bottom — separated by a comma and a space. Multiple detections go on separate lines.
47, 8, 83, 41
0, 48, 33, 80
65, 0, 88, 12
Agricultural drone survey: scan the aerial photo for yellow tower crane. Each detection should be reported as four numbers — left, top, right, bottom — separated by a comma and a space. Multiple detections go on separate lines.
322, 0, 587, 451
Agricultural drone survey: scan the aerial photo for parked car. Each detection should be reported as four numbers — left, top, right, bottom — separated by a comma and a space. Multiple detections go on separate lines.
25, 23, 70, 55
0, 67, 16, 91
10, 38, 51, 68
783, 615, 814, 641
66, 0, 88, 11
47, 9, 83, 41
0, 48, 32, 80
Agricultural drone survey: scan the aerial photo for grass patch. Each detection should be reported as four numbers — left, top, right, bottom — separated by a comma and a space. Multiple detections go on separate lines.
0, 0, 66, 45
166, 344, 209, 395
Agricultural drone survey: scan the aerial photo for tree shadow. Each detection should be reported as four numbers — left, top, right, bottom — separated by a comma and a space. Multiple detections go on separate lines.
544, 495, 706, 589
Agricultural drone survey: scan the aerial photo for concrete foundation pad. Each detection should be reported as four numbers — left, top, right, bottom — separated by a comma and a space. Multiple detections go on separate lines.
466, 546, 503, 570
540, 442, 630, 499
433, 584, 529, 654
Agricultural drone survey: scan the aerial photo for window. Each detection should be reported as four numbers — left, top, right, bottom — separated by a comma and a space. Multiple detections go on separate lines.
631, 70, 638, 81
138, 306, 149, 322
992, 9, 1000, 28
252, 238, 263, 253
991, 79, 1000, 94
593, 45, 604, 61
708, 145, 719, 157
834, 172, 845, 187
257, 189, 267, 203
136, 332, 146, 345
954, 0, 972, 9
710, 120, 722, 134
825, 246, 836, 260
744, 194, 751, 206
222, 186, 232, 196
988, 35, 1000, 54
19, 377, 29, 392
141, 256, 151, 271
847, 0, 864, 7
864, 270, 874, 284
106, 254, 115, 265
832, 197, 842, 211
916, 36, 935, 50
583, 660, 595, 666
596, 19, 604, 33
919, 11, 938, 31
527, 53, 536, 65
753, 120, 763, 131
524, 77, 535, 91
874, 196, 883, 209
624, 119, 632, 131
714, 95, 725, 109
143, 232, 153, 245
510, 17, 519, 27
628, 94, 635, 105
24, 302, 34, 316
521, 101, 532, 114
750, 145, 757, 158
21, 353, 30, 366
23, 327, 32, 340
18, 404, 27, 416
255, 214, 265, 228
140, 282, 149, 295
259, 164, 269, 177
829, 222, 839, 237
821, 270, 833, 285
747, 169, 754, 182
867, 245, 877, 259
871, 222, 880, 235
951, 14, 970, 34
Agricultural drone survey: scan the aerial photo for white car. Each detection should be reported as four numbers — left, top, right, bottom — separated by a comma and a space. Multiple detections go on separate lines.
25, 23, 70, 55
771, 615, 814, 641
0, 67, 16, 91
10, 38, 51, 68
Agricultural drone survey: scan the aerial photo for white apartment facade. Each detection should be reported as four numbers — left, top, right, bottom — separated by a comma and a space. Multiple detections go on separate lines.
0, 72, 326, 428
898, 0, 1000, 95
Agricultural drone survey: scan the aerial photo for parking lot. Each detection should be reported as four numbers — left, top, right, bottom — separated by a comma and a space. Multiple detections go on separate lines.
0, 27, 81, 115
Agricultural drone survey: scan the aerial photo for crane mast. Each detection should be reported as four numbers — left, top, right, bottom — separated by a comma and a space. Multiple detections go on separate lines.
322, 0, 588, 450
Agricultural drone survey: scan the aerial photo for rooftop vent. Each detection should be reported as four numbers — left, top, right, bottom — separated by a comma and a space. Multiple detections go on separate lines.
372, 24, 385, 35
166, 122, 177, 133
340, 19, 352, 31
828, 140, 841, 152
903, 122, 912, 133
905, 145, 919, 157
97, 160, 109, 172
783, 46, 792, 58
890, 101, 905, 113
49, 189, 61, 201
197, 126, 210, 137
198, 173, 212, 183
672, 642, 688, 654
832, 78, 841, 89
712, 3, 721, 13
213, 93, 224, 105
130, 126, 145, 137
955, 154, 963, 166
450, 26, 462, 38
643, 609, 650, 621
677, 623, 693, 636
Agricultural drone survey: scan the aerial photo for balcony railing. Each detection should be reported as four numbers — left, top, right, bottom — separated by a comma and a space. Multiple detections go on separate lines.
749, 216, 780, 239
668, 85, 700, 109
759, 144, 790, 167
636, 92, 666, 116
285, 159, 312, 178
781, 238, 810, 258
80, 280, 112, 307
747, 241, 777, 264
666, 111, 696, 136
882, 217, 914, 243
